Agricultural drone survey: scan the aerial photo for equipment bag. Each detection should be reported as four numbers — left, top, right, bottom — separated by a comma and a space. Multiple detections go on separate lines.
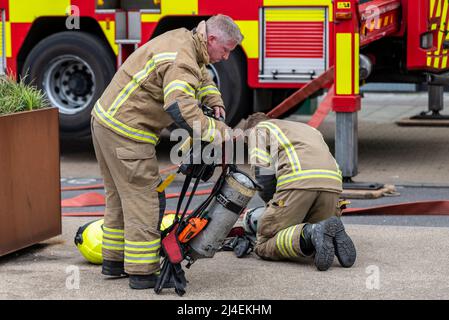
161, 223, 184, 264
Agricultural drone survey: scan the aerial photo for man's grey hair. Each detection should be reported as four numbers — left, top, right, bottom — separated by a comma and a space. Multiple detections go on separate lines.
206, 14, 244, 44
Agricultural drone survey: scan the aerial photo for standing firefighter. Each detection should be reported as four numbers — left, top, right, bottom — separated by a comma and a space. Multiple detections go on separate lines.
243, 113, 356, 271
91, 15, 243, 289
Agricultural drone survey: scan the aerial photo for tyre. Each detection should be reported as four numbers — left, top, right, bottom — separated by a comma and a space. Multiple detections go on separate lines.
206, 50, 251, 126
22, 32, 116, 138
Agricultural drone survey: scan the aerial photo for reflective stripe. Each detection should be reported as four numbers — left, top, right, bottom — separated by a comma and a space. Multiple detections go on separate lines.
94, 101, 158, 144
256, 121, 341, 187
201, 117, 216, 142
103, 226, 125, 240
109, 52, 177, 116
163, 80, 195, 100
257, 122, 301, 172
277, 169, 342, 187
285, 226, 298, 257
125, 239, 161, 252
124, 252, 160, 264
250, 147, 272, 165
102, 238, 125, 251
276, 225, 298, 258
196, 85, 221, 101
103, 226, 124, 234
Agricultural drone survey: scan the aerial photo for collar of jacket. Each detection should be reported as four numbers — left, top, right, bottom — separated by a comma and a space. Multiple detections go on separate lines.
192, 21, 210, 66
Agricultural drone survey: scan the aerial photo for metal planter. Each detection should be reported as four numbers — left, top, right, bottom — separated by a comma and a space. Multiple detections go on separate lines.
0, 108, 61, 256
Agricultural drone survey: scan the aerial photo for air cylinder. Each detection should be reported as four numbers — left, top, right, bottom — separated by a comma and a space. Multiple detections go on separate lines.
188, 170, 258, 259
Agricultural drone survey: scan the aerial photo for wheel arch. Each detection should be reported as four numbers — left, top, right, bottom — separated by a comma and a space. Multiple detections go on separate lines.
18, 17, 116, 77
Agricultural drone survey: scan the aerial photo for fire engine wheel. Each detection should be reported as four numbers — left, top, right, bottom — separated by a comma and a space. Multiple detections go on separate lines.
22, 32, 115, 138
206, 50, 250, 126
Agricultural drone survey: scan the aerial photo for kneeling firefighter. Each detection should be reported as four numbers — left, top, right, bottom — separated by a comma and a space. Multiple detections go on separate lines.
241, 113, 357, 271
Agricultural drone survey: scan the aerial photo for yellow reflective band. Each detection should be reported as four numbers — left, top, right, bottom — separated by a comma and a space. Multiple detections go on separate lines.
196, 85, 221, 101
125, 239, 160, 245
163, 80, 195, 100
277, 170, 342, 187
285, 226, 298, 257
94, 102, 158, 144
125, 239, 160, 252
103, 227, 124, 240
124, 252, 160, 264
103, 226, 124, 234
202, 117, 216, 142
251, 147, 272, 158
251, 148, 272, 161
102, 238, 125, 251
250, 148, 272, 165
257, 122, 301, 172
276, 228, 292, 258
103, 239, 124, 245
109, 52, 177, 116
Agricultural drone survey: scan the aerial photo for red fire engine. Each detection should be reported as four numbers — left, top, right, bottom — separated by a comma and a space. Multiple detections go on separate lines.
0, 0, 447, 178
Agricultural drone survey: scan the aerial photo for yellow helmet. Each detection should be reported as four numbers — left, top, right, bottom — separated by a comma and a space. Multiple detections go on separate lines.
160, 214, 177, 231
74, 219, 104, 264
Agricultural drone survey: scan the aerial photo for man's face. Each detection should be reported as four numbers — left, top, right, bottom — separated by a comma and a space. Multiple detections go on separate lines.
207, 35, 237, 63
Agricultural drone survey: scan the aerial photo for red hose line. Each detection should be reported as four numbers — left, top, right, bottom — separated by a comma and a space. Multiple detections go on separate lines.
61, 165, 180, 192
342, 200, 449, 216
62, 201, 449, 217
165, 189, 212, 199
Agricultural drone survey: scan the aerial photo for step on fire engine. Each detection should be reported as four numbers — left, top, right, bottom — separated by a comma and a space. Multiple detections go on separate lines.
0, 0, 448, 179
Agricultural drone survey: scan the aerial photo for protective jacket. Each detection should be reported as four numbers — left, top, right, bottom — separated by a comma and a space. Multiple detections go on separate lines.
92, 21, 228, 145
249, 119, 343, 194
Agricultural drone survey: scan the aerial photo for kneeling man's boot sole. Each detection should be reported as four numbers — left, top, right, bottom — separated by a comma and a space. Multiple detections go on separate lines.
333, 217, 357, 268
311, 217, 337, 271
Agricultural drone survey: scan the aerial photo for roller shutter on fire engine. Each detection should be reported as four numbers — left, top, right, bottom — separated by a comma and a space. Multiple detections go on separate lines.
260, 7, 328, 82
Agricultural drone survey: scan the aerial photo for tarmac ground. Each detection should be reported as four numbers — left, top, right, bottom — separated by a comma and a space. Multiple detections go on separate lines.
1, 92, 449, 301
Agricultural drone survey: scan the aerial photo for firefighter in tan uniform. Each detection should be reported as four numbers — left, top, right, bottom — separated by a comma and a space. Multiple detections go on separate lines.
243, 113, 356, 271
91, 15, 243, 289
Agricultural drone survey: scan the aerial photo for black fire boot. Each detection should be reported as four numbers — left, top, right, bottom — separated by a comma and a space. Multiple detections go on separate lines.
333, 217, 357, 268
302, 217, 338, 271
129, 274, 175, 290
102, 260, 127, 277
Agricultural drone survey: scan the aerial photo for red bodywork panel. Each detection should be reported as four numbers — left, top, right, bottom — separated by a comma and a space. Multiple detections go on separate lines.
406, 0, 449, 71
359, 0, 401, 47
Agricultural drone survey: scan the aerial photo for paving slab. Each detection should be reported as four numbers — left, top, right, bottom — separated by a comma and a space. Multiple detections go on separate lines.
1, 219, 448, 300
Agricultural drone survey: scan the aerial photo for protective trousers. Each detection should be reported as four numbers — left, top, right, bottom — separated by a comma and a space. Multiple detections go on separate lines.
255, 189, 340, 261
91, 118, 165, 275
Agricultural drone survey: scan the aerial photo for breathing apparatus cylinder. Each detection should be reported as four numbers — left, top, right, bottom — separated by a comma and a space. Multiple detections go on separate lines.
187, 170, 259, 259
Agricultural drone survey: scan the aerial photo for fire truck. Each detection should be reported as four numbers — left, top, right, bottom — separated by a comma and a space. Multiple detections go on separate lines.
0, 0, 447, 179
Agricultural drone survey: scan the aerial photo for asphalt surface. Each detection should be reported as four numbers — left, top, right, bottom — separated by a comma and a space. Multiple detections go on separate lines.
2, 92, 449, 301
